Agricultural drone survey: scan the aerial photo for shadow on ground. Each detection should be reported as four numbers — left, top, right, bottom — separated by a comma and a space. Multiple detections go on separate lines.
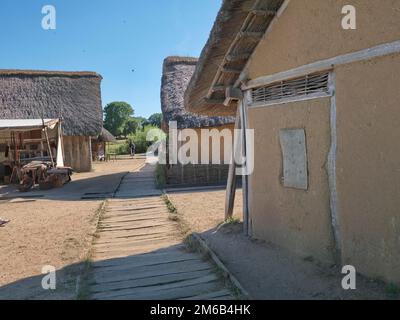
0, 242, 232, 300
1, 222, 397, 300
197, 222, 398, 300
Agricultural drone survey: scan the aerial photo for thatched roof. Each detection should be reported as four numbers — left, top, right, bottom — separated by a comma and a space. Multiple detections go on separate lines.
184, 0, 285, 116
161, 56, 235, 130
97, 127, 117, 142
0, 70, 103, 136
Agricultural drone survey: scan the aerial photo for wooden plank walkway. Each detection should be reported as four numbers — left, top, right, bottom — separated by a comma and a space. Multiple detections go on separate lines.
87, 163, 233, 300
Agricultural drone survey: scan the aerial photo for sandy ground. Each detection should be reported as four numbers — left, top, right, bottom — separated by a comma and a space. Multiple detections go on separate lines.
167, 188, 394, 300
0, 157, 144, 299
167, 188, 243, 233
203, 224, 395, 300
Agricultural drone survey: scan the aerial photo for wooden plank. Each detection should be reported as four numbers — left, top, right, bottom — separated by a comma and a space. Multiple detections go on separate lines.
94, 238, 180, 253
95, 227, 179, 241
100, 214, 168, 224
105, 205, 167, 211
92, 254, 201, 273
97, 282, 222, 300
98, 220, 173, 231
94, 232, 178, 245
102, 211, 169, 220
94, 235, 176, 249
92, 275, 219, 300
94, 244, 182, 258
92, 260, 213, 285
91, 247, 189, 268
99, 218, 171, 228
97, 221, 175, 232
90, 269, 213, 294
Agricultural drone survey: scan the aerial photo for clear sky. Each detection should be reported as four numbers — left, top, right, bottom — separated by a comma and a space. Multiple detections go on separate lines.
0, 0, 221, 118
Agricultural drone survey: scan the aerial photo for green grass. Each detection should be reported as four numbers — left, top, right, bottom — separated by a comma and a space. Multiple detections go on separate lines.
162, 195, 177, 214
106, 140, 129, 155
225, 217, 241, 225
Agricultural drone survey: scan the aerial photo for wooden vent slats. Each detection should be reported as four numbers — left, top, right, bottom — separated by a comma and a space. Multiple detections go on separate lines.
251, 72, 330, 104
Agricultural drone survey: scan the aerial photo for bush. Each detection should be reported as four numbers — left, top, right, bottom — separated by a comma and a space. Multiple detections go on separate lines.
106, 140, 129, 155
127, 125, 164, 154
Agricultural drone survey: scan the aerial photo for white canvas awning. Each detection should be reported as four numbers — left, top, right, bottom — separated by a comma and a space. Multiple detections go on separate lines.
0, 119, 59, 131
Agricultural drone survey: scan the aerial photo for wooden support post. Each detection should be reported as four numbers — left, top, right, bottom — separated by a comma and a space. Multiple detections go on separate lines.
240, 99, 249, 236
225, 105, 242, 220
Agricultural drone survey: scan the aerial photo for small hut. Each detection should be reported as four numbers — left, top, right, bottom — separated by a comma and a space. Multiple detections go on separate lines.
0, 70, 103, 173
91, 127, 116, 161
161, 56, 235, 186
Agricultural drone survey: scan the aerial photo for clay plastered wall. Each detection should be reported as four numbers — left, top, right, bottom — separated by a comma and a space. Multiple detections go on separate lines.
335, 54, 400, 283
248, 98, 335, 263
64, 136, 92, 172
177, 124, 235, 164
248, 0, 400, 79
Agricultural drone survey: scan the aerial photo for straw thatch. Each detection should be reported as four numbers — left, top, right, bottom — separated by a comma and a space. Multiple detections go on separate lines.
184, 0, 284, 116
0, 70, 103, 136
97, 127, 117, 143
161, 56, 235, 130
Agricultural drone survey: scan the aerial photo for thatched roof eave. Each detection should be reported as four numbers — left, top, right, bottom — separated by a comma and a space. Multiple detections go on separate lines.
184, 0, 285, 116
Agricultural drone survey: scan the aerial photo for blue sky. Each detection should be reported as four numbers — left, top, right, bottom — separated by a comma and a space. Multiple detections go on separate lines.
0, 0, 221, 118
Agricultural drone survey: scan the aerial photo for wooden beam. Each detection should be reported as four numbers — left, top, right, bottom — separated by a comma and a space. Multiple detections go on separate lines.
211, 85, 226, 92
239, 31, 264, 40
226, 53, 252, 62
206, 0, 264, 99
251, 9, 277, 17
225, 106, 241, 220
225, 86, 243, 100
240, 96, 250, 236
244, 39, 400, 90
221, 67, 242, 74
224, 87, 243, 107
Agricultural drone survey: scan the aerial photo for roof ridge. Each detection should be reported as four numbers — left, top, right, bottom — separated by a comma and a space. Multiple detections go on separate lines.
0, 69, 102, 78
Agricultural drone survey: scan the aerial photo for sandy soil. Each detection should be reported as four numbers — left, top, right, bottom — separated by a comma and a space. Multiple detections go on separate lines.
201, 224, 394, 300
167, 188, 243, 233
0, 200, 101, 299
0, 157, 144, 299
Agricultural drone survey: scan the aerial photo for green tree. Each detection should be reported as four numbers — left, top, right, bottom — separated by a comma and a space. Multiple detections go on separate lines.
123, 118, 139, 136
104, 102, 134, 137
147, 113, 162, 128
132, 117, 147, 131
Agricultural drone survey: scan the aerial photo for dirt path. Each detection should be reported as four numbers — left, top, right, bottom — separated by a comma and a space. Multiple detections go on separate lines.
86, 164, 233, 300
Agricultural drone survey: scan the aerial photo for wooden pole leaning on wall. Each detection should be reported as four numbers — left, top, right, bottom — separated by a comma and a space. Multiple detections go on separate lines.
225, 105, 242, 220
42, 118, 55, 168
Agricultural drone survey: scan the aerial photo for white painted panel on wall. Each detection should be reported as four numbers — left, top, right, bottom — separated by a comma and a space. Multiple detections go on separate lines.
279, 129, 308, 190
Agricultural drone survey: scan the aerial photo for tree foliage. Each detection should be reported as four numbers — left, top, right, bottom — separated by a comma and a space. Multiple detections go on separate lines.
123, 118, 139, 136
147, 113, 162, 128
104, 101, 134, 137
